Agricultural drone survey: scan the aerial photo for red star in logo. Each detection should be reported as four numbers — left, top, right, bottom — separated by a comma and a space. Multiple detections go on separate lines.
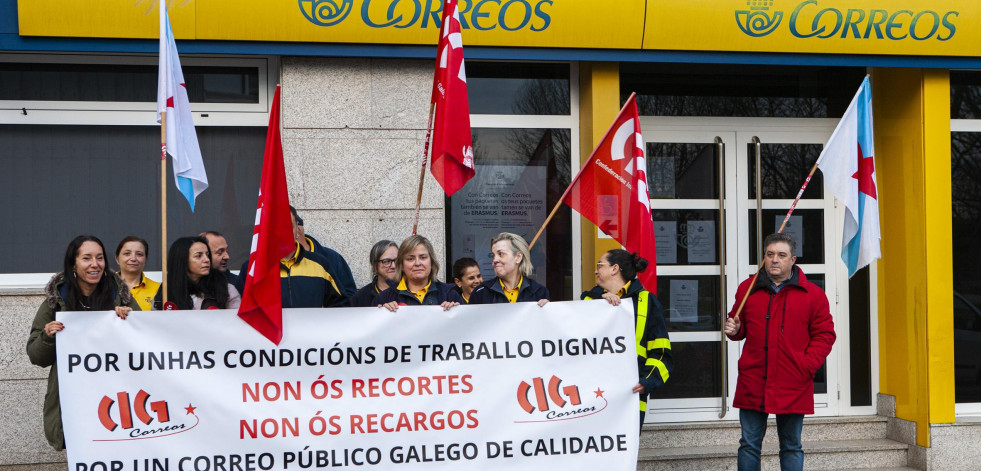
852, 144, 877, 199
185, 403, 196, 415
594, 387, 605, 398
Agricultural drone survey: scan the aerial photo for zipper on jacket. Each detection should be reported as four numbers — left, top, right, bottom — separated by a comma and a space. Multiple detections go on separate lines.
761, 291, 774, 412
780, 293, 787, 333
286, 265, 293, 308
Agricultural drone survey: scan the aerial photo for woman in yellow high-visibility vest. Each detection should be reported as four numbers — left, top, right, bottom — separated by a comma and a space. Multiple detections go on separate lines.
581, 249, 673, 428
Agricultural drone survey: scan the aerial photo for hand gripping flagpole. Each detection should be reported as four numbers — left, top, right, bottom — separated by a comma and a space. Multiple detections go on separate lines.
412, 102, 437, 235
732, 159, 820, 321
160, 112, 169, 305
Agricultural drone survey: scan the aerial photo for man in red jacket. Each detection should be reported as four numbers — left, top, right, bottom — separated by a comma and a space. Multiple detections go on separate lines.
724, 233, 836, 471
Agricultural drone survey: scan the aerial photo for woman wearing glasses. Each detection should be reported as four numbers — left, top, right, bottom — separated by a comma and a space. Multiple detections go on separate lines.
350, 240, 399, 307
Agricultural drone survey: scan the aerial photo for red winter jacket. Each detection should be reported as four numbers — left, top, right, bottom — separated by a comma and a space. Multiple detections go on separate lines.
727, 267, 835, 414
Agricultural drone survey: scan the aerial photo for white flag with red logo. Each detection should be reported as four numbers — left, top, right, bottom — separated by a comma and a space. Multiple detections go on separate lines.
429, 0, 475, 196
562, 94, 658, 292
157, 1, 208, 211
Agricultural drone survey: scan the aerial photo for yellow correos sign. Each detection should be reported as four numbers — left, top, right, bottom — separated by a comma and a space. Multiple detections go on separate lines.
17, 0, 647, 50
19, 0, 981, 56
645, 0, 980, 56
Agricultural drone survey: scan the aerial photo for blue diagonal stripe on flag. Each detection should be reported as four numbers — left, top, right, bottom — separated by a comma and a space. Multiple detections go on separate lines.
157, 2, 208, 211
817, 76, 880, 277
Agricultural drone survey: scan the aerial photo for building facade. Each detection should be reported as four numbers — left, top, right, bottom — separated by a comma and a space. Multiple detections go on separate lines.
1, 0, 980, 468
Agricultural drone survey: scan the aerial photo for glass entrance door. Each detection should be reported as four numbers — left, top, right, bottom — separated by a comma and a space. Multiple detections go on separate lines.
642, 120, 840, 422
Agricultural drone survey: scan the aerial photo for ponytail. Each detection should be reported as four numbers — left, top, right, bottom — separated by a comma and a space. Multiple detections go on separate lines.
605, 249, 648, 282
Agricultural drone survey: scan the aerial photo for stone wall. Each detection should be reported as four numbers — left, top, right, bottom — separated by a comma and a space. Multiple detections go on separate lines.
0, 291, 66, 469
0, 57, 443, 469
281, 57, 447, 287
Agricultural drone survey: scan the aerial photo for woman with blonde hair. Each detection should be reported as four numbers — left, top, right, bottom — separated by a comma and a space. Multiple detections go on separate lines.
373, 235, 463, 311
469, 232, 549, 306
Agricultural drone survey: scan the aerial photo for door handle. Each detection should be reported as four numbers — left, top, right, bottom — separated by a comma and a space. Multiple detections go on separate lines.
716, 136, 728, 419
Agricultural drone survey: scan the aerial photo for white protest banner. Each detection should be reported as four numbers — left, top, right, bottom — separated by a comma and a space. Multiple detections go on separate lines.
56, 300, 639, 470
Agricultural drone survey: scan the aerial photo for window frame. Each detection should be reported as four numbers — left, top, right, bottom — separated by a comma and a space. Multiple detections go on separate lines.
0, 53, 275, 290
452, 60, 583, 297
0, 53, 277, 126
951, 110, 981, 413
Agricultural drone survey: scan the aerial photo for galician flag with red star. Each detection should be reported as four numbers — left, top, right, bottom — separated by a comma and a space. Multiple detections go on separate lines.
817, 76, 880, 277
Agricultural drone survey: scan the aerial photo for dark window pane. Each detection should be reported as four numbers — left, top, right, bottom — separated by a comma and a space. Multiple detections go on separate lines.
807, 273, 825, 290
748, 209, 825, 264
952, 131, 981, 403
467, 62, 570, 115
652, 209, 720, 265
748, 143, 824, 199
849, 266, 872, 406
951, 71, 981, 120
814, 361, 828, 394
0, 63, 260, 103
652, 342, 721, 399
622, 64, 866, 118
0, 125, 265, 273
655, 275, 721, 332
647, 142, 719, 199
446, 128, 574, 300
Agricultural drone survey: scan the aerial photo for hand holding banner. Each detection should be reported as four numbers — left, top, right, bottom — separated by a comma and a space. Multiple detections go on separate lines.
57, 302, 640, 469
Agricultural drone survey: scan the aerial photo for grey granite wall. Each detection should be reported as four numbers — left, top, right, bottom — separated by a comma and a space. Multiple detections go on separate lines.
1, 57, 444, 469
0, 291, 66, 469
281, 57, 447, 288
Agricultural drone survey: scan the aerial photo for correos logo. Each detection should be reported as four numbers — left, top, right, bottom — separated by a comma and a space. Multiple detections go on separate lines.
299, 0, 355, 26
735, 0, 783, 37
300, 0, 553, 31
735, 0, 958, 41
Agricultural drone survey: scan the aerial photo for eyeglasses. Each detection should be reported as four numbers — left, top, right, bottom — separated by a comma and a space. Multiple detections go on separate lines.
596, 262, 610, 270
379, 258, 397, 267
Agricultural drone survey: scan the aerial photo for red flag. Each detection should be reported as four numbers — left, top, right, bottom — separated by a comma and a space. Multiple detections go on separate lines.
429, 0, 474, 196
561, 94, 658, 293
238, 86, 294, 344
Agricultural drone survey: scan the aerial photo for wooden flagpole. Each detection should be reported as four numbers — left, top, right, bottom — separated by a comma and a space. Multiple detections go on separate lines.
412, 102, 437, 235
732, 159, 820, 321
160, 112, 168, 305
528, 93, 638, 251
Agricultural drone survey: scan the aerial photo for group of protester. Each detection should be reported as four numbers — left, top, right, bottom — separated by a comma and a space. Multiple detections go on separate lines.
25, 205, 833, 471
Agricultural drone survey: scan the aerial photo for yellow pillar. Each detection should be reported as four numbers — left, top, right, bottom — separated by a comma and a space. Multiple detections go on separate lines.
874, 68, 955, 447
578, 63, 622, 285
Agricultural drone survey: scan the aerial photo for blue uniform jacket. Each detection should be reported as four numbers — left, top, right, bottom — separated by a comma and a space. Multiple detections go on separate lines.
279, 245, 347, 308
350, 277, 395, 307
469, 276, 550, 304
371, 279, 465, 306
305, 235, 358, 299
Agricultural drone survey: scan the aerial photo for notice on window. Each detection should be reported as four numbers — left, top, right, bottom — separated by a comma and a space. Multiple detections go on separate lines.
650, 156, 676, 198
686, 220, 716, 263
669, 279, 698, 323
776, 215, 804, 257
654, 221, 677, 264
449, 165, 548, 280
